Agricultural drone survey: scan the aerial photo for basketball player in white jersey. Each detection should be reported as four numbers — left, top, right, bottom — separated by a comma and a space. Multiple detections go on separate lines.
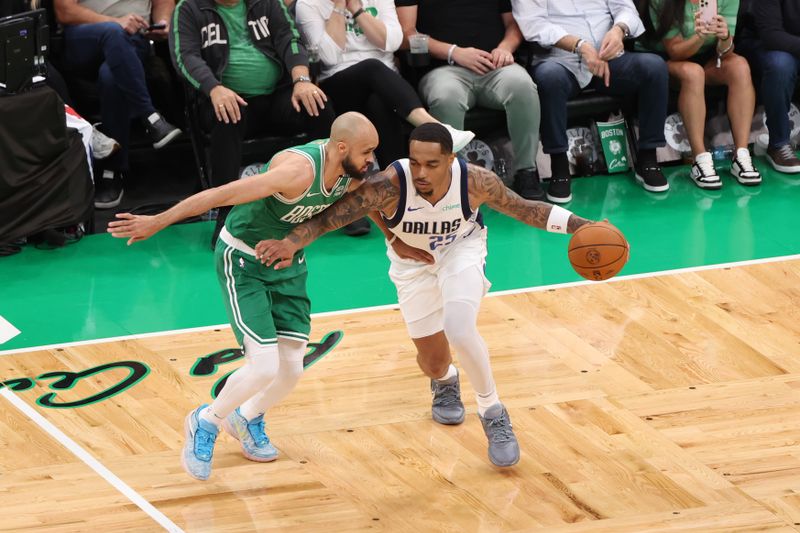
256, 123, 593, 466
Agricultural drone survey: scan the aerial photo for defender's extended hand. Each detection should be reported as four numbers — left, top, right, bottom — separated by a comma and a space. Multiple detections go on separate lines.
107, 213, 164, 245
255, 239, 298, 269
391, 238, 434, 264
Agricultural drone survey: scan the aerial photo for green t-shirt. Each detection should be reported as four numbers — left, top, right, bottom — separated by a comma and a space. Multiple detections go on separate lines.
225, 139, 353, 248
639, 0, 739, 54
215, 0, 281, 96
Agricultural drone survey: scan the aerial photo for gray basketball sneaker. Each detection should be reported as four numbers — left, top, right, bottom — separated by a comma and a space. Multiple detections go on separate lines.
479, 403, 520, 467
430, 372, 465, 425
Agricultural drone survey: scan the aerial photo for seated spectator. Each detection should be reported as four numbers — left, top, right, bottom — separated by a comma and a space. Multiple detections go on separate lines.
736, 0, 800, 174
396, 0, 544, 201
170, 0, 335, 246
638, 0, 761, 189
294, 0, 474, 165
5, 0, 120, 178
54, 0, 183, 209
514, 0, 669, 203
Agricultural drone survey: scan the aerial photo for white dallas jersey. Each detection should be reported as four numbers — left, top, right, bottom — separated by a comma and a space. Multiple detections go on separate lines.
382, 157, 483, 257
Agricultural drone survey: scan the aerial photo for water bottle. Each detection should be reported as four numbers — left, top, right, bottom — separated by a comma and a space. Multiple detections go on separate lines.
711, 145, 734, 162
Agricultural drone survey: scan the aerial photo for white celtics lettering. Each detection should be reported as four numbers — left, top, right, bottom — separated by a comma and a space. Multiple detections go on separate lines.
280, 204, 329, 224
247, 17, 271, 40
201, 23, 227, 48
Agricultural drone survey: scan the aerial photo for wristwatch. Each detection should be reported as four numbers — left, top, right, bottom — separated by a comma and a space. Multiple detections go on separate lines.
614, 22, 630, 38
293, 75, 311, 84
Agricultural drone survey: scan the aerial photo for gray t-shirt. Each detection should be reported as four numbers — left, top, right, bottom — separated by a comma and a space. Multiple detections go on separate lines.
79, 0, 151, 19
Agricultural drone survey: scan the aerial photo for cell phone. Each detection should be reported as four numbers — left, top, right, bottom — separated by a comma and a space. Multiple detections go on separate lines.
697, 0, 717, 24
147, 22, 167, 31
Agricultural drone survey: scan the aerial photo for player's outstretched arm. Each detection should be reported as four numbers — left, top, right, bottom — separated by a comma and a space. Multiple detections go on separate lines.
108, 158, 309, 245
468, 164, 592, 233
255, 172, 399, 268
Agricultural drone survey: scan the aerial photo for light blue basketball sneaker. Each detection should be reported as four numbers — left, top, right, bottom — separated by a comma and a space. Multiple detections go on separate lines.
181, 404, 218, 480
223, 408, 279, 462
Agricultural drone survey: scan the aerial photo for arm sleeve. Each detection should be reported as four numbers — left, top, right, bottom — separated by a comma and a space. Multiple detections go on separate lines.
169, 1, 220, 96
295, 0, 342, 66
270, 0, 309, 73
609, 0, 645, 38
754, 0, 800, 54
511, 0, 567, 46
380, 0, 404, 52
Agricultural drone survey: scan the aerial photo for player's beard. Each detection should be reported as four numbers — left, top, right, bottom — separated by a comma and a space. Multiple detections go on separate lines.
342, 154, 368, 180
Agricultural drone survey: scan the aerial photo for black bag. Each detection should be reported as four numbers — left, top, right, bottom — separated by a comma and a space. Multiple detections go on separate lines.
0, 86, 93, 245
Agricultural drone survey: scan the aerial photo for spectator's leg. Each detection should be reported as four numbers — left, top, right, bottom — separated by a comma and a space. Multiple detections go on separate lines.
664, 60, 706, 156
704, 53, 763, 184
760, 50, 797, 149
475, 63, 540, 171
529, 61, 578, 156
704, 53, 756, 150
364, 93, 407, 166
596, 53, 669, 152
417, 67, 476, 129
321, 61, 409, 164
97, 61, 130, 172
45, 61, 73, 107
63, 23, 156, 120
264, 84, 335, 141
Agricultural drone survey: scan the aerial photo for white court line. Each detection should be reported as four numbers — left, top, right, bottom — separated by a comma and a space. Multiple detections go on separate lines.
0, 315, 21, 344
0, 386, 184, 533
2, 252, 799, 357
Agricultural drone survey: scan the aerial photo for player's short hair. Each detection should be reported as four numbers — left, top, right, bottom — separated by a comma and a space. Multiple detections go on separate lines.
409, 123, 453, 154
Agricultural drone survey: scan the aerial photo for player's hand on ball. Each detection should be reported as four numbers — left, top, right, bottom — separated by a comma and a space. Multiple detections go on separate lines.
107, 213, 164, 245
391, 239, 434, 265
568, 221, 629, 281
255, 239, 297, 269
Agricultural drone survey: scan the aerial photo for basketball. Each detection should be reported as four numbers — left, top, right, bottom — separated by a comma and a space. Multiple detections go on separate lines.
568, 222, 629, 281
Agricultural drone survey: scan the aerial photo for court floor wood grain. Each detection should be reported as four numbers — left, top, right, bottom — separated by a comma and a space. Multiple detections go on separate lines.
2, 260, 800, 532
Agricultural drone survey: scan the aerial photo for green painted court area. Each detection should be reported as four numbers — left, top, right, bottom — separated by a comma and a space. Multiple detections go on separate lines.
2, 163, 799, 352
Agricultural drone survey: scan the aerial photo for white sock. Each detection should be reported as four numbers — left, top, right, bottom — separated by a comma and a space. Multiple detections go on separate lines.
435, 364, 457, 382
146, 112, 160, 124
239, 338, 307, 420
200, 405, 225, 427
476, 390, 500, 417
201, 338, 279, 424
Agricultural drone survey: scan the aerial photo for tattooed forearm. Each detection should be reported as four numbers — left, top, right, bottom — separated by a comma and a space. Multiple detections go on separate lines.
286, 173, 399, 247
468, 164, 592, 233
469, 164, 551, 228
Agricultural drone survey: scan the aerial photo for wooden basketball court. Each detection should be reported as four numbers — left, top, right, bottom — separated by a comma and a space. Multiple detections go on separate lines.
2, 259, 800, 531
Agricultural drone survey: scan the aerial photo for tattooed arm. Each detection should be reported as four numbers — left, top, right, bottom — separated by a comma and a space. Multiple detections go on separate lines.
468, 164, 592, 233
255, 171, 400, 268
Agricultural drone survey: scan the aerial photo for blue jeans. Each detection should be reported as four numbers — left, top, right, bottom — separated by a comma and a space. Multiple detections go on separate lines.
63, 22, 156, 170
757, 50, 799, 148
530, 52, 668, 154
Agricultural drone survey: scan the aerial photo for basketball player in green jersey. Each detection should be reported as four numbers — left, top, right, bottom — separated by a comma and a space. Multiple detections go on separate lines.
108, 112, 379, 480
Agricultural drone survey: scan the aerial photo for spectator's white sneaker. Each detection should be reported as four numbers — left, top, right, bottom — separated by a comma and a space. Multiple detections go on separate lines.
90, 125, 120, 160
442, 124, 475, 153
730, 148, 762, 186
690, 152, 722, 190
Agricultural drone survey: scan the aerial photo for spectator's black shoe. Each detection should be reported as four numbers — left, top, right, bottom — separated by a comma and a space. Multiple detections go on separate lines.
635, 163, 670, 192
512, 168, 545, 201
546, 176, 572, 204
343, 217, 371, 236
94, 169, 123, 209
144, 112, 182, 149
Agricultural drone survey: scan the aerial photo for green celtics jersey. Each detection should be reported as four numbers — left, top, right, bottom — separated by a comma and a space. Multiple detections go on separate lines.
225, 139, 353, 247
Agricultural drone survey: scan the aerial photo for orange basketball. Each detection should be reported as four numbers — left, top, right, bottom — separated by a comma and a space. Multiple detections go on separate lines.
568, 222, 629, 281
